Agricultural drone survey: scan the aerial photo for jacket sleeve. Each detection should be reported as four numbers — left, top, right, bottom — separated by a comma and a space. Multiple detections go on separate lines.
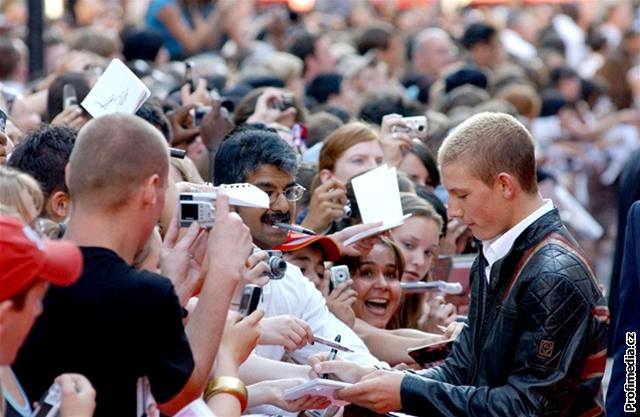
400, 271, 593, 417
607, 202, 640, 417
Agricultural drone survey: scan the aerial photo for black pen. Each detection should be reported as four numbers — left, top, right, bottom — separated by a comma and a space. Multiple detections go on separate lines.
323, 335, 341, 379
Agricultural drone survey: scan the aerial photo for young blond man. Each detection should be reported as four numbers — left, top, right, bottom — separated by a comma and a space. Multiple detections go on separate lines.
312, 112, 609, 417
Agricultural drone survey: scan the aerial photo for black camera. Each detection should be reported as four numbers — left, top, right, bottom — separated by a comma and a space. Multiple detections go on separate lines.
273, 92, 296, 111
264, 250, 287, 280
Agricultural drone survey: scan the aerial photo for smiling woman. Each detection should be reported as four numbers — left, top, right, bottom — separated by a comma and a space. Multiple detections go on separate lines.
337, 238, 405, 329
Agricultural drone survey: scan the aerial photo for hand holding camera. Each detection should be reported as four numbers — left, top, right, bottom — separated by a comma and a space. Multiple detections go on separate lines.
380, 113, 427, 167
207, 192, 254, 281
301, 178, 348, 233
246, 88, 297, 126
325, 268, 357, 328
166, 104, 200, 147
33, 374, 96, 417
50, 85, 87, 130
199, 98, 235, 152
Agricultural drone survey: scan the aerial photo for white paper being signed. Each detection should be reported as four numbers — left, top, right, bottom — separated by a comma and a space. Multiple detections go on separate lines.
81, 59, 150, 118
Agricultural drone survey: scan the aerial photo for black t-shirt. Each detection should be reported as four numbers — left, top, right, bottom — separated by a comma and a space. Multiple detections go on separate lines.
13, 247, 194, 417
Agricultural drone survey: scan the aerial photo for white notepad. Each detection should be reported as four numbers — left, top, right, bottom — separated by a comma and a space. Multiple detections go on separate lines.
180, 183, 270, 209
283, 378, 351, 406
344, 165, 409, 246
81, 59, 151, 118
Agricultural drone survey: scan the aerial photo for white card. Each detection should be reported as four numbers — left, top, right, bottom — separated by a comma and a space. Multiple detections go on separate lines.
81, 59, 151, 118
180, 183, 270, 209
283, 378, 351, 406
351, 165, 404, 226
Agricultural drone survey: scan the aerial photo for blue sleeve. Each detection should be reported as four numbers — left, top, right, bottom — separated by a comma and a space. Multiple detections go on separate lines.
607, 201, 640, 417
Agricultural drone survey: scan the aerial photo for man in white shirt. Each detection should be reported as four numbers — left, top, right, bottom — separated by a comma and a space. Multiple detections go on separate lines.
213, 126, 380, 370
312, 112, 608, 417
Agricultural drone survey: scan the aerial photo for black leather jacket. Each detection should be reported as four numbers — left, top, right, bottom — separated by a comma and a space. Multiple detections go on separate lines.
400, 210, 608, 417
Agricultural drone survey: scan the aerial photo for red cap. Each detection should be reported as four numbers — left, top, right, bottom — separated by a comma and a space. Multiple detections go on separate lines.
0, 216, 83, 301
274, 232, 342, 261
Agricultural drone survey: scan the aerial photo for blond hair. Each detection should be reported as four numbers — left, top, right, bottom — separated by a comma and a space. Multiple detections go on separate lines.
0, 166, 44, 223
438, 112, 538, 193
260, 52, 303, 84
68, 114, 169, 210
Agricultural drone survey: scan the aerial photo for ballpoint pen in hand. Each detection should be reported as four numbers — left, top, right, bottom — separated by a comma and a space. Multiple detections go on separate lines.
322, 335, 341, 379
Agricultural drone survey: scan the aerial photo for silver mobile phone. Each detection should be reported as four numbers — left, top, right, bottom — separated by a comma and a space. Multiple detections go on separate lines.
63, 84, 78, 110
238, 284, 262, 317
32, 383, 62, 417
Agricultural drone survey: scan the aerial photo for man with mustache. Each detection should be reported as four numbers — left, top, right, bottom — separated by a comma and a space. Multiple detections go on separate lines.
214, 127, 381, 372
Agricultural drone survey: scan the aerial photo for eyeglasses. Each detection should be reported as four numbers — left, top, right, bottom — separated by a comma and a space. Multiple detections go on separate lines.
262, 184, 306, 204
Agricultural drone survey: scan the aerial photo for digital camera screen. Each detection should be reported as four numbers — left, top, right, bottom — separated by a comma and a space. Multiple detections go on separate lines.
181, 203, 199, 220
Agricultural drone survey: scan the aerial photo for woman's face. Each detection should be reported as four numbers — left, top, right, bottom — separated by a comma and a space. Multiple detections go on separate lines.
399, 152, 430, 188
352, 243, 402, 328
391, 216, 440, 282
332, 141, 384, 183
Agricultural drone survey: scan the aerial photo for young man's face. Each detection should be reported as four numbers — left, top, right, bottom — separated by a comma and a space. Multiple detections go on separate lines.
237, 164, 296, 249
283, 245, 325, 290
441, 161, 510, 241
0, 281, 47, 365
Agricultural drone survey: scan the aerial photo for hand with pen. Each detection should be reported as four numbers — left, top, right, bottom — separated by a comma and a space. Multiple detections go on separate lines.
309, 351, 404, 414
259, 315, 315, 351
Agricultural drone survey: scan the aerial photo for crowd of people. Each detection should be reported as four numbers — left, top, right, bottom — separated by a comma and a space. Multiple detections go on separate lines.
1, 0, 639, 416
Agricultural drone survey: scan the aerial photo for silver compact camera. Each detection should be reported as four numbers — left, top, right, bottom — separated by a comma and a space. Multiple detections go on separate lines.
330, 265, 350, 292
392, 116, 428, 136
32, 383, 62, 417
264, 250, 287, 280
179, 193, 216, 228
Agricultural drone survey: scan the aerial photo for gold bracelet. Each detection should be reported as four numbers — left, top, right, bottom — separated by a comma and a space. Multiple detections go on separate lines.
204, 376, 248, 411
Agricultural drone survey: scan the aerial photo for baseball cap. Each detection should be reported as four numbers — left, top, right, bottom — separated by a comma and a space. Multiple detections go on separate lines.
0, 216, 83, 301
274, 232, 341, 262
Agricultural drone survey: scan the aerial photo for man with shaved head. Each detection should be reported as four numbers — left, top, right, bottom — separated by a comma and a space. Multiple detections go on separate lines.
14, 114, 254, 417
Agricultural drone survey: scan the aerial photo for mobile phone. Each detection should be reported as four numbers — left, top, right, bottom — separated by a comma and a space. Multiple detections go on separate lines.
185, 61, 196, 91
238, 284, 262, 317
0, 108, 7, 133
329, 265, 350, 292
32, 383, 62, 417
194, 106, 211, 127
63, 84, 78, 110
169, 148, 186, 159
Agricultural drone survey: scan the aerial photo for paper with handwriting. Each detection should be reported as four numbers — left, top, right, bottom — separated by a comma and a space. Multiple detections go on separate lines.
81, 59, 150, 118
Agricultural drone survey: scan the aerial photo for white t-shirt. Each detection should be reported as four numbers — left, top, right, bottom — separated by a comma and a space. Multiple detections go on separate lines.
255, 263, 382, 367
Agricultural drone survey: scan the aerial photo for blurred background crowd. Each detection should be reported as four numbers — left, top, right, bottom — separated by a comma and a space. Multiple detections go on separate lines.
1, 0, 639, 416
